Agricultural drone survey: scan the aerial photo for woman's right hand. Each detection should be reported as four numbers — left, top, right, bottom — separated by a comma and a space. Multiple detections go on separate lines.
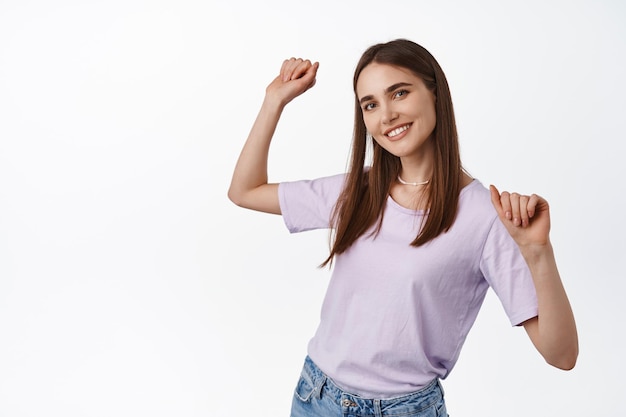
228, 58, 318, 214
266, 58, 319, 107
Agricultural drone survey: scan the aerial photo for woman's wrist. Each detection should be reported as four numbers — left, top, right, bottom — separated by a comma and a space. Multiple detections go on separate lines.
518, 240, 555, 267
262, 93, 288, 114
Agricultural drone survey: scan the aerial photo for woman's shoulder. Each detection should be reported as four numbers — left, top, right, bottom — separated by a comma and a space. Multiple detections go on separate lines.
458, 179, 498, 220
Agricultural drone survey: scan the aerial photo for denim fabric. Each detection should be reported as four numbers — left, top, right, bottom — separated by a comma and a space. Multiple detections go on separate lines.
290, 356, 448, 417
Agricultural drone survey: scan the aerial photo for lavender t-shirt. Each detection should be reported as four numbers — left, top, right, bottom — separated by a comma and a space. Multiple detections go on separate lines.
278, 174, 538, 398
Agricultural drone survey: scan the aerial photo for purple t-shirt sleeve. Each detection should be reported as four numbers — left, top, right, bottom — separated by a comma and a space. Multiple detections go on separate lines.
479, 217, 539, 326
278, 173, 346, 233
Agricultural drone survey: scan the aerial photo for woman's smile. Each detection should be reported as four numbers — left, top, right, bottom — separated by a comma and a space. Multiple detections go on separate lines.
385, 123, 412, 140
356, 63, 437, 160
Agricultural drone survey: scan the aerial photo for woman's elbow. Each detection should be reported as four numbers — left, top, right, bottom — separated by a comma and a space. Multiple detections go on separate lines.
226, 184, 280, 214
227, 186, 245, 207
546, 345, 578, 371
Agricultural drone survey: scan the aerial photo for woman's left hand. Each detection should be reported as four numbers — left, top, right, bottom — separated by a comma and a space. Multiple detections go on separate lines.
491, 185, 578, 370
489, 185, 551, 248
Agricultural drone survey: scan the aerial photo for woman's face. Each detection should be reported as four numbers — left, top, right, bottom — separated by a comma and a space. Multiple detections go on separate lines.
355, 63, 436, 161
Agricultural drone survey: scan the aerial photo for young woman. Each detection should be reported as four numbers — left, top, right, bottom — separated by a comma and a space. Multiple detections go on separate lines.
228, 39, 578, 417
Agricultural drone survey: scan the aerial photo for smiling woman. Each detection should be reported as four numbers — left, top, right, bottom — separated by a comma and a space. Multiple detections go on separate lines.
357, 65, 437, 169
356, 64, 440, 225
228, 39, 578, 417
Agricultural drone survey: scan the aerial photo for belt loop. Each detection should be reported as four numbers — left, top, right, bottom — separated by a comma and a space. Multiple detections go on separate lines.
437, 379, 445, 397
374, 399, 383, 417
314, 376, 326, 399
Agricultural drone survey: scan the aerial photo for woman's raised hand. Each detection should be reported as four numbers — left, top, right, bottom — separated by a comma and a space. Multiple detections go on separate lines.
228, 58, 318, 214
266, 58, 319, 107
490, 185, 551, 248
490, 186, 578, 370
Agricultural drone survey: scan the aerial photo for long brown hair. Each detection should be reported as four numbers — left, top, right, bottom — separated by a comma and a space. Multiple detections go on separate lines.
322, 39, 462, 267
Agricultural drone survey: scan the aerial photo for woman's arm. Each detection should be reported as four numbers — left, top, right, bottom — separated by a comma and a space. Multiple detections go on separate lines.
490, 185, 578, 370
227, 58, 319, 214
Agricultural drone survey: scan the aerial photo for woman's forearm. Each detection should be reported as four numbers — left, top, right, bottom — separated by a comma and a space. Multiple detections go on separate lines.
227, 59, 318, 214
520, 242, 578, 369
227, 97, 284, 212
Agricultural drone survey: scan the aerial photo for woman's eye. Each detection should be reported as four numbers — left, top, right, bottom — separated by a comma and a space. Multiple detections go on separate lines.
363, 103, 376, 111
394, 89, 408, 99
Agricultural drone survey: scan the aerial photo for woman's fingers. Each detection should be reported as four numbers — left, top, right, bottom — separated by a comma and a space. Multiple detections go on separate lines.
491, 185, 552, 246
268, 58, 319, 106
500, 190, 512, 221
292, 59, 312, 81
527, 194, 539, 219
509, 192, 522, 227
519, 194, 530, 227
281, 58, 313, 82
281, 57, 300, 81
490, 185, 537, 228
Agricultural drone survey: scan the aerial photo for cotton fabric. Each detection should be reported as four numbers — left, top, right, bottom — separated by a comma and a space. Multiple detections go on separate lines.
279, 174, 538, 398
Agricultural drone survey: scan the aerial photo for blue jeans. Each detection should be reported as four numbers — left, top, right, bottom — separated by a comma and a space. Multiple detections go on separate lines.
290, 356, 448, 417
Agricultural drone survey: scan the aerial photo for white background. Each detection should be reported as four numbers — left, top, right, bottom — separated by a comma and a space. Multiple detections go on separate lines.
1, 0, 624, 415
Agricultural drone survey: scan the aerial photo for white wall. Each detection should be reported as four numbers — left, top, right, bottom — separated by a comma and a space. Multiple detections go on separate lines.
1, 0, 624, 415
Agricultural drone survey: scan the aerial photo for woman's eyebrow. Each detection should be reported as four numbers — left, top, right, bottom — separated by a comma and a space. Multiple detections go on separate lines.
359, 82, 413, 105
386, 82, 412, 93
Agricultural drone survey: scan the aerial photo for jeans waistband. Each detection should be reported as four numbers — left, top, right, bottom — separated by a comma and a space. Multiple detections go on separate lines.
302, 356, 444, 415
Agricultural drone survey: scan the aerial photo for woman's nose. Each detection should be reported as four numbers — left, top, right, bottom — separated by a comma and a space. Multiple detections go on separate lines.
381, 104, 399, 125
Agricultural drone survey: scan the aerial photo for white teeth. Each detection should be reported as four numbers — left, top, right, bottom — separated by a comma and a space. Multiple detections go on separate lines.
387, 125, 409, 138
